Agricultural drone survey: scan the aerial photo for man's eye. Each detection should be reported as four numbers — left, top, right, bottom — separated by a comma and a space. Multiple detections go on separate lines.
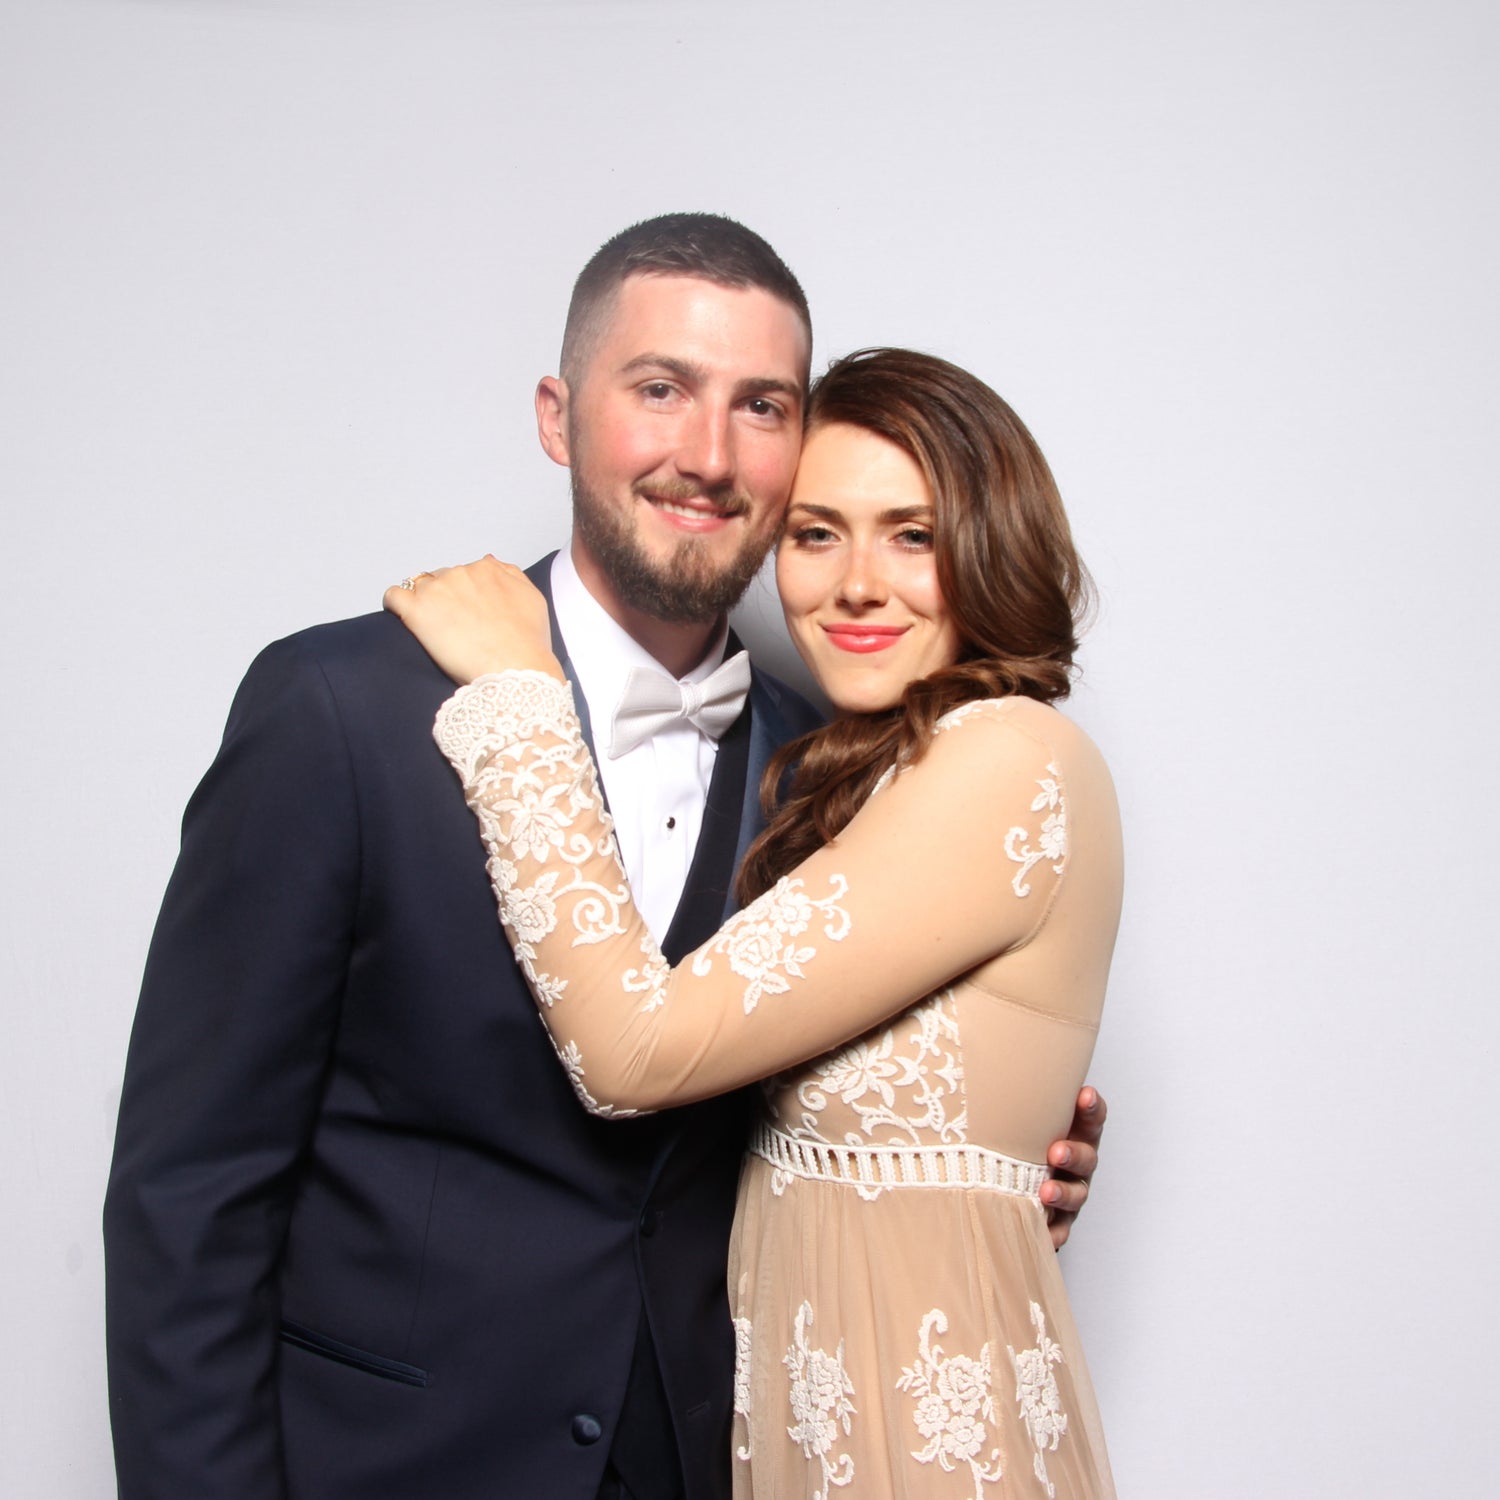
642, 382, 674, 400
746, 397, 779, 417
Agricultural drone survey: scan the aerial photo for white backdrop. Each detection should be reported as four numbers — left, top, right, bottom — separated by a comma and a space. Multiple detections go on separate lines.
4, 1, 1497, 1494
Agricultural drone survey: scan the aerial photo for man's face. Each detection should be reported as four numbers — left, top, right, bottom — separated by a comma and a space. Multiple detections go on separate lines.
543, 274, 809, 627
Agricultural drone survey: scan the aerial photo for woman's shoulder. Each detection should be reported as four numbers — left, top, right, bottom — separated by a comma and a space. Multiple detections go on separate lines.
934, 693, 1079, 746
930, 695, 1112, 786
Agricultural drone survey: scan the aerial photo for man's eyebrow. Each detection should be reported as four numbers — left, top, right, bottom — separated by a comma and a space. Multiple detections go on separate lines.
734, 376, 804, 402
617, 355, 804, 403
619, 354, 705, 382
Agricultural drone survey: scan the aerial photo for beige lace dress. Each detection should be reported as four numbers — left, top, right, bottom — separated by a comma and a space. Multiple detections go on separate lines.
434, 672, 1123, 1499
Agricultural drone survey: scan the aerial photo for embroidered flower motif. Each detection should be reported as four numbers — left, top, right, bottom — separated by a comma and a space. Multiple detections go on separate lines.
694, 874, 852, 1013
1037, 809, 1066, 865
783, 1301, 856, 1497
495, 782, 579, 862
733, 1316, 754, 1462
1007, 1302, 1069, 1498
896, 1308, 1004, 1496
503, 871, 560, 945
725, 923, 788, 986
818, 1034, 900, 1109
1004, 761, 1068, 897
937, 1353, 989, 1418
792, 991, 967, 1190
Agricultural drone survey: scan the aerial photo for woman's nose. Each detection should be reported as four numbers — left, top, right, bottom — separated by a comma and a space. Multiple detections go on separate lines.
837, 546, 887, 609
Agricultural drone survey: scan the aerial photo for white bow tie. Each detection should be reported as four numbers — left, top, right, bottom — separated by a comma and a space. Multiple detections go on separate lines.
608, 651, 752, 759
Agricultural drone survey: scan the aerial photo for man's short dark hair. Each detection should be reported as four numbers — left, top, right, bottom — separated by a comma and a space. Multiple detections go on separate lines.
560, 212, 811, 387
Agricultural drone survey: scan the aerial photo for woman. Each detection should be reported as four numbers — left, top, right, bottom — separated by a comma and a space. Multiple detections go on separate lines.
392, 348, 1122, 1497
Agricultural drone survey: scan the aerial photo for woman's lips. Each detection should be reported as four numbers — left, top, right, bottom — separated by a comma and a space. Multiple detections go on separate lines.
821, 624, 908, 654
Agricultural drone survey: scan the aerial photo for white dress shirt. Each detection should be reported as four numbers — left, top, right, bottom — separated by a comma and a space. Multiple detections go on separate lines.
549, 548, 731, 942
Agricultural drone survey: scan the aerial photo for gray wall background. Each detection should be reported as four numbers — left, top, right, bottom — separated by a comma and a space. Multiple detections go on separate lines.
4, 0, 1497, 1494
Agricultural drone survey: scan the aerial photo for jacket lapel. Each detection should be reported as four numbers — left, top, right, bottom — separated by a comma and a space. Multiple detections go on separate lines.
526, 552, 608, 812
660, 693, 750, 962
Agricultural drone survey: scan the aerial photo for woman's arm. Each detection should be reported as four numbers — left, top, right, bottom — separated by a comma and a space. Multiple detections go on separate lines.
435, 670, 1074, 1115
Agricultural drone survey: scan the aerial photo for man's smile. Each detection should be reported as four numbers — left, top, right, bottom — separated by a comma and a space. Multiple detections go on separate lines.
637, 486, 748, 529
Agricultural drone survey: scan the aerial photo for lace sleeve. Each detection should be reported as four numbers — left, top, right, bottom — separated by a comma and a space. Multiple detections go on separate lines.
436, 674, 1083, 1116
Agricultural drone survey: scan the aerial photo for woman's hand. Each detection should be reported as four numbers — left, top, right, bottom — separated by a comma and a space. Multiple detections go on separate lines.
383, 557, 564, 685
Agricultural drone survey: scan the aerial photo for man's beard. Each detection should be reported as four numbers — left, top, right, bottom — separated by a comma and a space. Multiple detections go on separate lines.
571, 475, 774, 625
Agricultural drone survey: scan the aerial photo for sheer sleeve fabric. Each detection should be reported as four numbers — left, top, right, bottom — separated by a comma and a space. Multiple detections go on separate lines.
436, 672, 1074, 1116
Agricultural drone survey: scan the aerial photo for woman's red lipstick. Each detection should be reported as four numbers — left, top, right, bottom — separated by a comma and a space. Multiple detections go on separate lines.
822, 625, 907, 654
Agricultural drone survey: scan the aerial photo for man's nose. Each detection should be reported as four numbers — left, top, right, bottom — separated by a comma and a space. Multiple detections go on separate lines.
676, 403, 735, 489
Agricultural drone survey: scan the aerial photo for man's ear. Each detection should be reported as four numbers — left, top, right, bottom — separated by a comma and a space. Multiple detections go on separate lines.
536, 376, 572, 467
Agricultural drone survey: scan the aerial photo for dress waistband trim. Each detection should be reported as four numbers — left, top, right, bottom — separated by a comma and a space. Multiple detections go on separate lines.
749, 1122, 1048, 1198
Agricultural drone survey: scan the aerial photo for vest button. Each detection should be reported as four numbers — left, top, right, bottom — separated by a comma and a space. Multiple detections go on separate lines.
571, 1413, 603, 1445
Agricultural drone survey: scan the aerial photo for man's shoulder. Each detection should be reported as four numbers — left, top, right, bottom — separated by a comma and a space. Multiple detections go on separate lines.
270, 608, 419, 662
238, 610, 450, 719
251, 609, 437, 676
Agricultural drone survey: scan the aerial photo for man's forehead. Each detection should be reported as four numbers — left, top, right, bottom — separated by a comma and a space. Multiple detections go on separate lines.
606, 273, 807, 349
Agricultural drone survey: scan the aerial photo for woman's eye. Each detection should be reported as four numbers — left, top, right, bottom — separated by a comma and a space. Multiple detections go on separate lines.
896, 528, 935, 549
792, 525, 836, 546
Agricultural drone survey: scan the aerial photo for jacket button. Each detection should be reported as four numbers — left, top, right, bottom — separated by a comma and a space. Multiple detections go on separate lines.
571, 1413, 603, 1445
639, 1208, 659, 1238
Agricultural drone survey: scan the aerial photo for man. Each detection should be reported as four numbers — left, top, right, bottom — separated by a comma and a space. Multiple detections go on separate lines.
104, 213, 1103, 1499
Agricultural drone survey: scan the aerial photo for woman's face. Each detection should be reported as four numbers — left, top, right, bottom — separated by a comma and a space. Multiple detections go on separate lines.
777, 422, 963, 715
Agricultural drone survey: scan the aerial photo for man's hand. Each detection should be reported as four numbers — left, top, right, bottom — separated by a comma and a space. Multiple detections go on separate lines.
1041, 1086, 1106, 1250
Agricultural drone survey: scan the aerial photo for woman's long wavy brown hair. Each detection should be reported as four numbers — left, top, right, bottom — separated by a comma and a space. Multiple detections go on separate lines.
736, 347, 1093, 905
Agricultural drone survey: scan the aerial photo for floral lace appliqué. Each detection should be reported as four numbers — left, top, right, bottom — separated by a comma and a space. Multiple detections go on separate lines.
1004, 762, 1067, 898
733, 1315, 754, 1462
780, 990, 966, 1196
783, 1301, 856, 1497
896, 1308, 1005, 1497
1007, 1302, 1069, 1498
693, 873, 852, 1014
547, 1035, 639, 1120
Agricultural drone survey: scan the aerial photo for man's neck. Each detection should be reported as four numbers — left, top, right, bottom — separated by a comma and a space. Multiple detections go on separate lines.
569, 541, 724, 679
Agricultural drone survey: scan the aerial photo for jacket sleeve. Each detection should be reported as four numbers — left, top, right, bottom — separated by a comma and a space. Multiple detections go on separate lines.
103, 636, 359, 1498
434, 672, 1072, 1117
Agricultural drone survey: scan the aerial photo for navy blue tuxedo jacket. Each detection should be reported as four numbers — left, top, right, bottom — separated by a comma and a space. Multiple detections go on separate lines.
104, 558, 822, 1499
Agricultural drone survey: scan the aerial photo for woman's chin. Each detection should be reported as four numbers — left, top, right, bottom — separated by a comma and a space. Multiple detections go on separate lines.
816, 679, 905, 717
